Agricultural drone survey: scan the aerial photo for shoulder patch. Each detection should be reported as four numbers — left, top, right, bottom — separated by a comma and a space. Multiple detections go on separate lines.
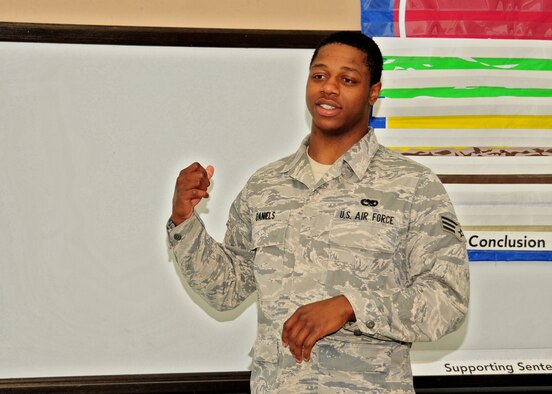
441, 215, 465, 242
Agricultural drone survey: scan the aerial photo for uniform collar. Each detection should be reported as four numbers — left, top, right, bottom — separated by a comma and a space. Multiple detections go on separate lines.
341, 128, 380, 180
281, 135, 313, 185
282, 128, 380, 185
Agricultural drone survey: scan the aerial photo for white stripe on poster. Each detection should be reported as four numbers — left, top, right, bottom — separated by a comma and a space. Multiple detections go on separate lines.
375, 37, 552, 58
410, 156, 552, 175
373, 97, 552, 117
381, 70, 552, 90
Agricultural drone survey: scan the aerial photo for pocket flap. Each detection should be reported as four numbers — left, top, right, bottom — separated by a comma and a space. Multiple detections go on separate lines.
330, 216, 400, 253
318, 339, 391, 373
251, 210, 290, 249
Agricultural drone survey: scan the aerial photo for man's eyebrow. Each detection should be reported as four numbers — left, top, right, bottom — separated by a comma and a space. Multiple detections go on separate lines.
341, 66, 361, 74
310, 63, 361, 74
310, 62, 327, 69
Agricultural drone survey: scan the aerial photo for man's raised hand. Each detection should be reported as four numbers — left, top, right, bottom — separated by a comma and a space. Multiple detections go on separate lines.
171, 163, 214, 225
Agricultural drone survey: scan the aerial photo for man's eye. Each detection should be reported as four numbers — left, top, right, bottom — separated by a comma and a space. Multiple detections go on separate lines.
342, 77, 355, 84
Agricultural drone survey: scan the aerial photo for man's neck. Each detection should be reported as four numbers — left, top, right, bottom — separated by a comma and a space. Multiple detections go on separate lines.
308, 128, 368, 165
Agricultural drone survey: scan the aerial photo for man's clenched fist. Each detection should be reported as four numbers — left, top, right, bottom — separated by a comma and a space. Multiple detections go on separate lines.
171, 162, 214, 225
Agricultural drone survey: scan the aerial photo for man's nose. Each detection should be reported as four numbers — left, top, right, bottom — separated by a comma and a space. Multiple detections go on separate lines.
321, 78, 339, 95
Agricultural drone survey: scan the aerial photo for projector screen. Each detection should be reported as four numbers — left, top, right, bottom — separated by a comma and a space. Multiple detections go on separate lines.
1, 39, 551, 379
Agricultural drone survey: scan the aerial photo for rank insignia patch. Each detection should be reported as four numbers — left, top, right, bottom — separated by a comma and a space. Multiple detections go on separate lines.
441, 215, 465, 242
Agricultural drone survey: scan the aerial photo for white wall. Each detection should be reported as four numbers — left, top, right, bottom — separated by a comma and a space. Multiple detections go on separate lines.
1, 41, 551, 378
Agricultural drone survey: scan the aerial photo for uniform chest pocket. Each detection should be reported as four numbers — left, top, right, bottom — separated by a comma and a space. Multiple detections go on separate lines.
251, 210, 290, 301
329, 215, 399, 253
327, 216, 401, 286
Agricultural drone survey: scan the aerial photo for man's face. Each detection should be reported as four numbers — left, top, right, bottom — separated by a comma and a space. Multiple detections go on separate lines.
306, 43, 381, 137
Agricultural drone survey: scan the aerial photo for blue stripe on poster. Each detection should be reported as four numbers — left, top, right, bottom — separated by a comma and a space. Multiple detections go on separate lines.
361, 0, 396, 37
468, 250, 552, 262
370, 117, 387, 128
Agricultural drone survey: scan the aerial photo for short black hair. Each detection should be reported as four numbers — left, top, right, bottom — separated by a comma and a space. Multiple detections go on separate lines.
310, 31, 383, 86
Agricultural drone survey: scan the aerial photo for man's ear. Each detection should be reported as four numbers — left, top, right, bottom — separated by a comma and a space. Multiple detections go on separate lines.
368, 81, 382, 106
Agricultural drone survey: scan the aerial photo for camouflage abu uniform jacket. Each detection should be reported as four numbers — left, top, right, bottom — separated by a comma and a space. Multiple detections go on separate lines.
168, 130, 470, 393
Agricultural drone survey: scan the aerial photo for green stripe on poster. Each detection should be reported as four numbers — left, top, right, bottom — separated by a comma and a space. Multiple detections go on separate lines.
383, 57, 552, 71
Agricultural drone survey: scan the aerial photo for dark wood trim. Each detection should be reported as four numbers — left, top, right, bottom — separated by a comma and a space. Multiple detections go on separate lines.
438, 174, 552, 184
2, 373, 552, 393
0, 22, 349, 48
0, 372, 251, 393
415, 374, 552, 393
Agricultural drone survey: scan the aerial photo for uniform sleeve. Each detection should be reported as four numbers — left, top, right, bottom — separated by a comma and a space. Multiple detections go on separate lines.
168, 185, 257, 311
342, 171, 470, 343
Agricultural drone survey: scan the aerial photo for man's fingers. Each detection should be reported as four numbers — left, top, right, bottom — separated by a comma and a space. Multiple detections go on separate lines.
282, 312, 300, 346
283, 310, 321, 363
290, 326, 310, 362
292, 320, 322, 363
180, 162, 204, 174
178, 163, 213, 191
180, 162, 214, 180
285, 320, 320, 363
301, 334, 319, 362
177, 170, 211, 191
288, 324, 308, 362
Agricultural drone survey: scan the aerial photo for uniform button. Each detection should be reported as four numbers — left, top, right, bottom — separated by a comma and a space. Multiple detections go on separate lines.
353, 329, 362, 336
173, 233, 182, 241
366, 320, 375, 329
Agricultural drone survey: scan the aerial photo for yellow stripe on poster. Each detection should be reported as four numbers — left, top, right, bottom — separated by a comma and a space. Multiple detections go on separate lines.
387, 115, 552, 129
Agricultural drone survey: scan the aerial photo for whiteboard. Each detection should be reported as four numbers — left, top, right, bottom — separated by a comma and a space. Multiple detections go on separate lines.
1, 41, 551, 379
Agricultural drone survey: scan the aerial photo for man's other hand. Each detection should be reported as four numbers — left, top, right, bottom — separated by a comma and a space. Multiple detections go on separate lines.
282, 295, 356, 363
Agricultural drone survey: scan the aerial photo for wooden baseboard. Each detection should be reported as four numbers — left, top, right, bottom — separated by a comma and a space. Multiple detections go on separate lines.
0, 371, 251, 393
2, 373, 552, 393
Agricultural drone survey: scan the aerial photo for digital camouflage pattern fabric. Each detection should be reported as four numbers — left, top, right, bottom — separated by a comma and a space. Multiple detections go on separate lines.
169, 130, 470, 393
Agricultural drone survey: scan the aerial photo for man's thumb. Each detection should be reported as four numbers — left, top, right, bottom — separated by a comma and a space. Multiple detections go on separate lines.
206, 165, 214, 180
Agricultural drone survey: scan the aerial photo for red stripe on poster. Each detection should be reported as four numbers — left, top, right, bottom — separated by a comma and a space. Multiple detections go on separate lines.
405, 0, 552, 12
406, 10, 550, 23
394, 0, 402, 37
402, 5, 552, 39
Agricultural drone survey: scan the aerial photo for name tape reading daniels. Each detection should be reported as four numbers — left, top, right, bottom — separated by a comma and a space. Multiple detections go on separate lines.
443, 360, 552, 375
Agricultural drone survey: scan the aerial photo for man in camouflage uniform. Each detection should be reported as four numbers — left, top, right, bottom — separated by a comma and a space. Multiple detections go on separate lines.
168, 32, 470, 393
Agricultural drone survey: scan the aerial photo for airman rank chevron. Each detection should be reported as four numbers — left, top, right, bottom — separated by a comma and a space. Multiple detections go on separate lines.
441, 215, 466, 242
